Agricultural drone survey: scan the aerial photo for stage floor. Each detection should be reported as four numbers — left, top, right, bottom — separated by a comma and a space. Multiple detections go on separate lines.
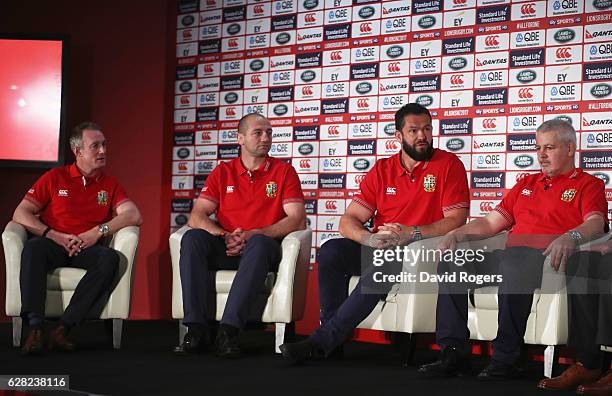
0, 320, 575, 396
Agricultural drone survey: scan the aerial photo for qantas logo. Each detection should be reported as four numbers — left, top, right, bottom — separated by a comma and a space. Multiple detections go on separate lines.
586, 29, 612, 39
583, 117, 612, 127
476, 58, 507, 67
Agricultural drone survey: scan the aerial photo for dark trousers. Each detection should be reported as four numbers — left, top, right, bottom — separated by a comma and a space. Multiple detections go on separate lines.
311, 238, 387, 353
20, 237, 119, 327
179, 229, 281, 329
566, 251, 612, 369
436, 246, 544, 364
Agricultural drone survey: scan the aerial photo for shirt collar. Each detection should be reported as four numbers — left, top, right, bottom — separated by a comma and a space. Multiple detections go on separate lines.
539, 167, 581, 182
394, 149, 435, 177
237, 156, 272, 176
69, 163, 103, 185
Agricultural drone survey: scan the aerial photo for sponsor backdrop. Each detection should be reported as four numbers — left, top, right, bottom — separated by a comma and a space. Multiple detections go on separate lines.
171, 0, 612, 286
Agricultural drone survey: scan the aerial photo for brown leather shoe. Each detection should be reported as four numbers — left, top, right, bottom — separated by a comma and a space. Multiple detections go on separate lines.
48, 325, 76, 352
21, 328, 44, 356
577, 371, 612, 396
537, 363, 601, 391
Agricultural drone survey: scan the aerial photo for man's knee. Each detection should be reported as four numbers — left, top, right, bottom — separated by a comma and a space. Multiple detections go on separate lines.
97, 249, 120, 278
181, 228, 215, 252
318, 238, 347, 272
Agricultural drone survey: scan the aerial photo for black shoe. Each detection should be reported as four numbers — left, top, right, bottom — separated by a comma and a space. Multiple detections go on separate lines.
279, 338, 325, 365
328, 345, 344, 360
21, 328, 44, 356
417, 346, 472, 377
215, 325, 240, 358
179, 324, 210, 353
477, 359, 522, 381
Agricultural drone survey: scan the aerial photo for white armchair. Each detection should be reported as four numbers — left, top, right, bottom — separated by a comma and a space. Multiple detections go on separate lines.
467, 232, 611, 378
3, 221, 139, 349
350, 233, 508, 364
170, 225, 312, 353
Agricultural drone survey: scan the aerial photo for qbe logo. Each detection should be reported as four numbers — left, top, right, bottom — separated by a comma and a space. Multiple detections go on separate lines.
472, 154, 505, 170
317, 199, 345, 215
584, 43, 612, 62
547, 0, 583, 16
351, 46, 380, 64
545, 83, 581, 102
475, 70, 508, 88
511, 30, 544, 49
273, 0, 297, 15
582, 132, 612, 149
349, 123, 377, 139
269, 142, 292, 158
247, 33, 270, 49
319, 157, 347, 173
324, 7, 352, 24
382, 16, 411, 35
410, 57, 441, 75
508, 115, 542, 133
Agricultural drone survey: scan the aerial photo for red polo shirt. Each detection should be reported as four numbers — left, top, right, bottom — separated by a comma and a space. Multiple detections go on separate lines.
24, 164, 131, 235
495, 168, 609, 248
353, 149, 470, 229
200, 156, 304, 231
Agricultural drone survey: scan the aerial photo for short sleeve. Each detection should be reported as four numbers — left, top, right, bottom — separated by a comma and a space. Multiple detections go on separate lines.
441, 155, 470, 213
580, 176, 608, 230
200, 165, 221, 204
352, 165, 378, 213
494, 181, 524, 227
24, 170, 53, 209
281, 166, 304, 204
111, 182, 131, 209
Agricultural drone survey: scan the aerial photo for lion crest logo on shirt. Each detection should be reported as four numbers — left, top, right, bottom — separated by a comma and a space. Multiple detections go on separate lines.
423, 174, 436, 192
265, 181, 278, 198
97, 190, 109, 206
561, 189, 576, 202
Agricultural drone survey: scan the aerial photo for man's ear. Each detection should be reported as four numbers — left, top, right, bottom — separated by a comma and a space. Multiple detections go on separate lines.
394, 130, 403, 143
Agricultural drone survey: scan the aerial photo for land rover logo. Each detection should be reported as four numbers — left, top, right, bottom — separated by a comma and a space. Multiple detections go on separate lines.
358, 6, 376, 19
446, 138, 464, 151
175, 214, 188, 226
274, 104, 288, 116
177, 148, 190, 159
591, 83, 612, 98
416, 95, 433, 107
181, 15, 195, 26
418, 16, 436, 29
514, 155, 534, 168
554, 29, 575, 43
384, 124, 396, 136
303, 0, 319, 9
250, 59, 264, 71
593, 172, 610, 185
593, 0, 612, 10
555, 115, 573, 124
179, 81, 193, 92
353, 158, 370, 170
301, 70, 316, 82
276, 33, 291, 45
356, 82, 372, 94
386, 45, 404, 59
517, 70, 537, 83
224, 92, 239, 104
227, 23, 241, 35
449, 57, 467, 70
298, 143, 314, 155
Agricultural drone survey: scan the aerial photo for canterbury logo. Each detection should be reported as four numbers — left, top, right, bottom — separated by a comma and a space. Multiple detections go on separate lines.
330, 51, 343, 61
482, 118, 497, 128
360, 23, 372, 33
387, 62, 401, 72
521, 3, 536, 14
328, 126, 340, 135
355, 175, 366, 183
450, 74, 464, 84
180, 96, 190, 104
556, 47, 572, 59
228, 39, 239, 47
385, 140, 399, 150
204, 65, 214, 73
299, 159, 311, 168
251, 75, 261, 84
304, 13, 316, 23
357, 99, 369, 108
453, 0, 467, 4
480, 202, 494, 212
325, 201, 337, 210
254, 5, 264, 13
518, 88, 534, 99
485, 36, 499, 46
225, 107, 236, 116
302, 86, 313, 96
516, 173, 530, 181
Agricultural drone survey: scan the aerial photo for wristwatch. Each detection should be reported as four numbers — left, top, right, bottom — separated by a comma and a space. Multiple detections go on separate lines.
567, 230, 583, 245
412, 226, 423, 241
98, 224, 110, 236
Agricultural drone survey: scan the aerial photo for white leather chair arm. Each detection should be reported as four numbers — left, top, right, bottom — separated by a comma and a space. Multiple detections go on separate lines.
266, 228, 312, 323
3, 221, 28, 316
170, 225, 191, 318
104, 226, 140, 318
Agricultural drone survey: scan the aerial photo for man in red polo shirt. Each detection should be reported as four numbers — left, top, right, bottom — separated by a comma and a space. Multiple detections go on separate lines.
178, 113, 306, 357
279, 103, 470, 363
418, 119, 608, 381
12, 121, 143, 355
